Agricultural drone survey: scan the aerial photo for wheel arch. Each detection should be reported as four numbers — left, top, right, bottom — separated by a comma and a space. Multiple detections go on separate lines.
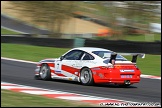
80, 66, 90, 73
79, 66, 94, 85
40, 63, 51, 71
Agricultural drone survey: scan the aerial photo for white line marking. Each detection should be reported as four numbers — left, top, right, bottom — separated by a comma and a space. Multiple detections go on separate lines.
21, 90, 74, 95
1, 57, 37, 64
1, 26, 28, 34
56, 96, 106, 100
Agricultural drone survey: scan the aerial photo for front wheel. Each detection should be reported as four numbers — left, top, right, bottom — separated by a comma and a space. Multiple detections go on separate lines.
39, 64, 51, 80
80, 68, 94, 86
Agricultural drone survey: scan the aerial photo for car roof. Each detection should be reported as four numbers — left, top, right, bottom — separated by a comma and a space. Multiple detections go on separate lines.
73, 47, 113, 52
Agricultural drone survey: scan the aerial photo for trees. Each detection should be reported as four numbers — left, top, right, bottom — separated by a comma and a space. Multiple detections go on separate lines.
7, 1, 160, 39
9, 1, 76, 38
88, 1, 160, 39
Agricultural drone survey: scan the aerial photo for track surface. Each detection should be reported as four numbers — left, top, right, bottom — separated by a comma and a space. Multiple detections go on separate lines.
1, 59, 161, 103
1, 14, 49, 34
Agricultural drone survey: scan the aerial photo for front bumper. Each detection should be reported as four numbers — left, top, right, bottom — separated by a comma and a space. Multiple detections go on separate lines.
35, 66, 40, 76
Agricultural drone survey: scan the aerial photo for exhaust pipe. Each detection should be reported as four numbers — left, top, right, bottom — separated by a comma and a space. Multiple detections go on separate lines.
124, 80, 130, 85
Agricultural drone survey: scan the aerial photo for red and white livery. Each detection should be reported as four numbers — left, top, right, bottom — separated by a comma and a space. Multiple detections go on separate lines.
34, 47, 145, 87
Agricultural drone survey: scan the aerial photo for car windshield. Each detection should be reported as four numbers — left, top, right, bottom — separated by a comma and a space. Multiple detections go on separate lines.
92, 51, 127, 61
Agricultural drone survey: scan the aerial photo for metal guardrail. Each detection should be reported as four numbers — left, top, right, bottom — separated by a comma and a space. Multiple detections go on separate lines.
1, 35, 161, 55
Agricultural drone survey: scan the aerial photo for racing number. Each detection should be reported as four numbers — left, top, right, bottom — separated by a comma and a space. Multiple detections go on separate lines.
55, 60, 62, 73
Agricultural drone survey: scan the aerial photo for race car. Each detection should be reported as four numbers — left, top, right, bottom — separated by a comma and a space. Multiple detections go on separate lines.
34, 47, 145, 86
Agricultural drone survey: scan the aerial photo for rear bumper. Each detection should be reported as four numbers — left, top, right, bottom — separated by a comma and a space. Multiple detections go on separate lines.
91, 67, 141, 84
94, 78, 140, 84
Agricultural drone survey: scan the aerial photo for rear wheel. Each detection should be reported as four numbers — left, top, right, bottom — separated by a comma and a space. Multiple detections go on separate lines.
80, 68, 94, 86
39, 64, 51, 80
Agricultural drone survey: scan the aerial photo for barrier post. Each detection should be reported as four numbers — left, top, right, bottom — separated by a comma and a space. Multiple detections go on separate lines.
73, 38, 85, 48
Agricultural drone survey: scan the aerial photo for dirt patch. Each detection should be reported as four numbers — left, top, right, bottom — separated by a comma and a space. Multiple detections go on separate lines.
1, 1, 109, 34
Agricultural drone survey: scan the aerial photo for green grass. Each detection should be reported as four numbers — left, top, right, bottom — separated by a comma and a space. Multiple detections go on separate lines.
1, 43, 161, 76
1, 89, 95, 107
1, 28, 21, 34
124, 33, 161, 42
124, 55, 161, 76
1, 43, 70, 62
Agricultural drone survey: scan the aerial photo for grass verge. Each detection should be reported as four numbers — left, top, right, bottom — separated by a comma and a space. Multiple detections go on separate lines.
1, 27, 21, 34
1, 89, 95, 107
124, 33, 161, 42
1, 43, 161, 76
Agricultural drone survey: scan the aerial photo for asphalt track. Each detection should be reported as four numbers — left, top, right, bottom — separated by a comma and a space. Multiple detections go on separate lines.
1, 14, 50, 34
1, 59, 161, 103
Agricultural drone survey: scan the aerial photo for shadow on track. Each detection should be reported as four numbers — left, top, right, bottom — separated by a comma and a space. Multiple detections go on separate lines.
35, 78, 137, 89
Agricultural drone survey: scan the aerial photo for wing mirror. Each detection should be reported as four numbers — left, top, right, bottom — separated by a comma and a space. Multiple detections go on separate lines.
60, 56, 64, 61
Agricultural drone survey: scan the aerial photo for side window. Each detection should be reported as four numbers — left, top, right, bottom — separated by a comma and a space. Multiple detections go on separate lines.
63, 50, 83, 60
82, 52, 94, 60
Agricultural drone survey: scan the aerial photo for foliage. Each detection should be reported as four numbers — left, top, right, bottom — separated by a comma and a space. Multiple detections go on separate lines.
9, 1, 77, 37
77, 1, 160, 39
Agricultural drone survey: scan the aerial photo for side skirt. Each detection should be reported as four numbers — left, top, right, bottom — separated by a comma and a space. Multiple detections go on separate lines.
51, 76, 80, 82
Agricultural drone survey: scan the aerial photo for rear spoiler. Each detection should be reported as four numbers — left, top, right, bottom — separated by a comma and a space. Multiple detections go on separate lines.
109, 53, 145, 63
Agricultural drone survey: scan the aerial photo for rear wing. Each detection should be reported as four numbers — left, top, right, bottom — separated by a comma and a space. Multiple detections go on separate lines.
109, 53, 145, 64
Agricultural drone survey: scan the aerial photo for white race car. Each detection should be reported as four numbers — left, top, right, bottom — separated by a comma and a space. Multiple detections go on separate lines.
35, 47, 145, 86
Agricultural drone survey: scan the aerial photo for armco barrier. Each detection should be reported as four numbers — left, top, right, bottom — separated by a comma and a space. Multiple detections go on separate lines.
1, 36, 74, 48
1, 36, 161, 54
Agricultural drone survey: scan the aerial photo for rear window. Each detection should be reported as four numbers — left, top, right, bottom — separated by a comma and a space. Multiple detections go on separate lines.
82, 52, 94, 60
92, 51, 127, 61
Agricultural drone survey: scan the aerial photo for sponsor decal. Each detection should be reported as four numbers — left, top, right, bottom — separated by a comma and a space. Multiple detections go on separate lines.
92, 68, 101, 70
55, 70, 61, 73
120, 70, 134, 72
92, 71, 96, 74
69, 78, 72, 80
99, 73, 104, 78
121, 75, 132, 78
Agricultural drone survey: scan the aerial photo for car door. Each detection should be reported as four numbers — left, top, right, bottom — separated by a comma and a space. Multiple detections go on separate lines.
55, 50, 84, 78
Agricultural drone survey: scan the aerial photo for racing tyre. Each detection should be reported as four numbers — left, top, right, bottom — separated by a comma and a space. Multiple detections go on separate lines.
39, 64, 51, 80
80, 68, 94, 86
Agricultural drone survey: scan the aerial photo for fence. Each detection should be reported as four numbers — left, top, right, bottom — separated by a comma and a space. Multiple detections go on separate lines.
1, 35, 161, 55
